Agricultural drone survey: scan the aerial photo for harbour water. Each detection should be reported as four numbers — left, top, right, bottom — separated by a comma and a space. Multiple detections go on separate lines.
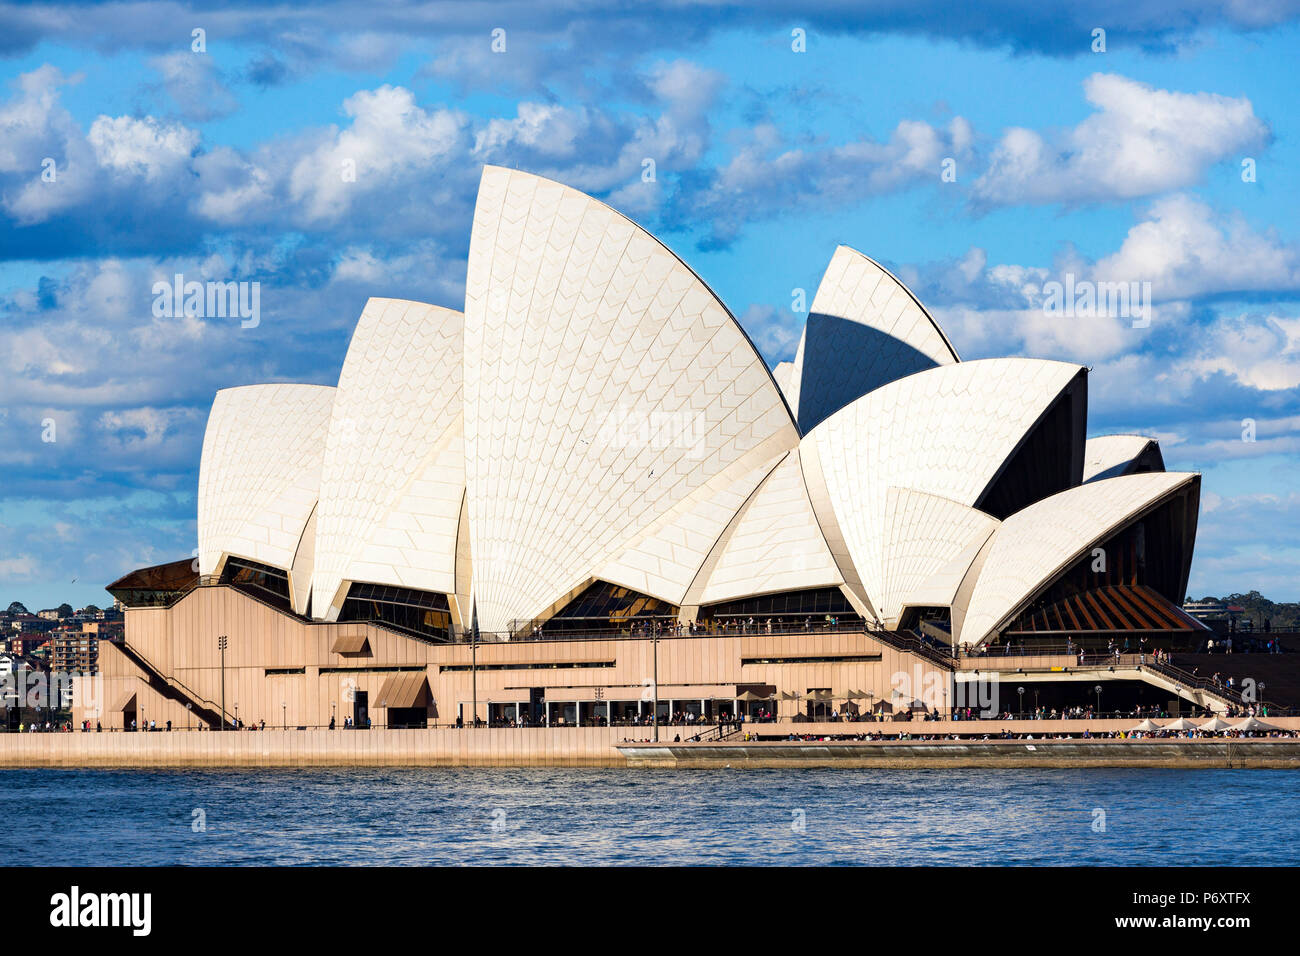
8, 767, 1297, 866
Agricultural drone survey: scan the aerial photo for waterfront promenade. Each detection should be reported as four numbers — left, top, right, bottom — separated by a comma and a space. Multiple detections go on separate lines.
4, 717, 1300, 768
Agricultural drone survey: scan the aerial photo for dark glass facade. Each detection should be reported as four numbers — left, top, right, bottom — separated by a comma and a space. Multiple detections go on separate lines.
699, 587, 861, 625
220, 557, 291, 610
338, 583, 453, 642
537, 581, 678, 635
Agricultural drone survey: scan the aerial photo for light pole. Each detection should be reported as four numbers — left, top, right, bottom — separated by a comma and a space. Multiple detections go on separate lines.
470, 601, 479, 729
1017, 686, 1024, 718
186, 702, 192, 732
217, 634, 227, 730
652, 628, 660, 742
1094, 684, 1102, 717
234, 702, 239, 730
282, 701, 286, 731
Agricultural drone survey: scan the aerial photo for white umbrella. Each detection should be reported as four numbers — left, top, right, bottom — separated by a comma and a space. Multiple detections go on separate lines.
1162, 717, 1198, 731
1130, 718, 1161, 732
1230, 716, 1277, 732
1199, 715, 1232, 732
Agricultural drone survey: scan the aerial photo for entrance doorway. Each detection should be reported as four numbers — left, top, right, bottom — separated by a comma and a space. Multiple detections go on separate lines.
353, 690, 369, 729
387, 706, 427, 729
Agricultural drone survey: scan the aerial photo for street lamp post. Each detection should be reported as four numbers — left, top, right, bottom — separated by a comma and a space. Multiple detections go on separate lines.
217, 634, 228, 731
282, 701, 286, 731
652, 629, 660, 742
1017, 686, 1024, 718
470, 601, 479, 729
1094, 684, 1103, 717
186, 702, 192, 732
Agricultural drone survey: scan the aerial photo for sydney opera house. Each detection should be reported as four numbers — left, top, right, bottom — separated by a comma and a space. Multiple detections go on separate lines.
88, 166, 1214, 734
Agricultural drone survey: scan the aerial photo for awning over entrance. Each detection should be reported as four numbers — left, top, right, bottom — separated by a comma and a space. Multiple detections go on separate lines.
375, 672, 430, 709
114, 691, 137, 712
330, 634, 371, 655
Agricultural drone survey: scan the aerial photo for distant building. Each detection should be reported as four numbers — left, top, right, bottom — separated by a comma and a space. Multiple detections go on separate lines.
0, 654, 18, 712
51, 623, 102, 675
37, 609, 61, 621
10, 633, 47, 656
1183, 599, 1228, 621
12, 615, 54, 634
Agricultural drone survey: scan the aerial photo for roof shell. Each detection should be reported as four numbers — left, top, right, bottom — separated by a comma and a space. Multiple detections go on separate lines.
598, 451, 780, 605
310, 298, 465, 619
879, 488, 1000, 625
791, 246, 960, 433
957, 471, 1199, 646
801, 357, 1085, 624
1083, 434, 1165, 482
463, 166, 798, 633
695, 449, 844, 606
197, 383, 335, 598
771, 361, 796, 407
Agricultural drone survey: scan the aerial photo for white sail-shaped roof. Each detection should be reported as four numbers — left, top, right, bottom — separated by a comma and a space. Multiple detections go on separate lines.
904, 526, 997, 613
464, 166, 799, 633
771, 361, 796, 407
694, 449, 844, 606
310, 298, 465, 619
791, 246, 959, 433
597, 453, 778, 605
1083, 434, 1165, 482
197, 383, 334, 607
801, 357, 1085, 623
879, 488, 1000, 626
957, 472, 1199, 646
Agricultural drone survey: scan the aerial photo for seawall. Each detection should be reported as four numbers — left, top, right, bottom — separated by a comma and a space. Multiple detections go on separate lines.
0, 727, 629, 768
4, 722, 1300, 769
620, 738, 1300, 769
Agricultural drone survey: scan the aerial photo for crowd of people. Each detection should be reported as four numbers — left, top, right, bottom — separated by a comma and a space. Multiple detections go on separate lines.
487, 710, 782, 729
14, 720, 79, 732
526, 614, 857, 641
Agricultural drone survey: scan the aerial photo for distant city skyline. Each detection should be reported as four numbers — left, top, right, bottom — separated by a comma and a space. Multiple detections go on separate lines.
2, 4, 1298, 610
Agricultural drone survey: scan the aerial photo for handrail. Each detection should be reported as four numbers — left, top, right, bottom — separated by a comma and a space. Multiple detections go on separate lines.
868, 627, 955, 669
1142, 656, 1287, 713
686, 722, 745, 742
117, 640, 233, 727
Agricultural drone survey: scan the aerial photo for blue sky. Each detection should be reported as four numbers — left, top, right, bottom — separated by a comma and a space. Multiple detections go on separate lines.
1, 1, 1298, 610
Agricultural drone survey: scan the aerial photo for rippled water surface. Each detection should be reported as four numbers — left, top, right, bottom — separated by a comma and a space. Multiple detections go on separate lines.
6, 767, 1297, 865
